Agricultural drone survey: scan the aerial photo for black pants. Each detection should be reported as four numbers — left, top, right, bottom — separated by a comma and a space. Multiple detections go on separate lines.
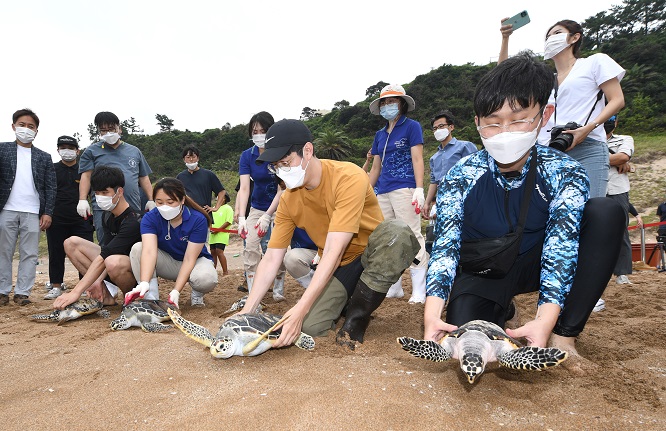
46, 221, 94, 284
446, 197, 625, 337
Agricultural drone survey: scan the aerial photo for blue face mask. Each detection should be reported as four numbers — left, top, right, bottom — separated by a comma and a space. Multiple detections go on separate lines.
380, 103, 400, 121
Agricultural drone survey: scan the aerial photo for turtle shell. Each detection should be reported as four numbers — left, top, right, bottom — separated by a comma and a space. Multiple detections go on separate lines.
68, 298, 104, 314
221, 313, 283, 340
444, 320, 522, 347
123, 300, 174, 319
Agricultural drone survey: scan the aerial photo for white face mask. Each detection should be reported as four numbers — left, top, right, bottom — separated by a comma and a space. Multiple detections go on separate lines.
544, 33, 571, 60
185, 162, 198, 170
59, 149, 78, 161
252, 134, 266, 148
434, 128, 450, 142
157, 204, 182, 221
15, 127, 36, 144
96, 191, 118, 211
276, 158, 310, 189
101, 132, 121, 145
480, 119, 541, 165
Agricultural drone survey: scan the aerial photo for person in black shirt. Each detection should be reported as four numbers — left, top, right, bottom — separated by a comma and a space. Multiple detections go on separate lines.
44, 136, 94, 300
53, 166, 141, 309
176, 146, 226, 213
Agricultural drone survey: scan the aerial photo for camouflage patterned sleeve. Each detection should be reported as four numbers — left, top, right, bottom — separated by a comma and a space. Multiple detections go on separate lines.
426, 153, 487, 301
538, 148, 590, 308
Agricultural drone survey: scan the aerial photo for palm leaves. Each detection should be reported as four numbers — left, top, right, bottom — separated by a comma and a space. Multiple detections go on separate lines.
313, 129, 353, 160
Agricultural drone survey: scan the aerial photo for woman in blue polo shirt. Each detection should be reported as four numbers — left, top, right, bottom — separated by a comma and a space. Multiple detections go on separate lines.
368, 84, 428, 304
127, 178, 217, 308
235, 111, 286, 301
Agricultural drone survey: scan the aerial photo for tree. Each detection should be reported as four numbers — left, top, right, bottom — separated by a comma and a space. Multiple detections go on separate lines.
313, 128, 353, 160
72, 132, 82, 143
87, 123, 97, 143
121, 117, 143, 134
222, 122, 231, 131
156, 114, 174, 133
365, 81, 389, 98
300, 107, 321, 121
333, 100, 350, 111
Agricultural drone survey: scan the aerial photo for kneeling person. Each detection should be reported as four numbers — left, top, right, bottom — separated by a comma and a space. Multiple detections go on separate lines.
128, 178, 217, 308
238, 119, 420, 349
54, 166, 141, 309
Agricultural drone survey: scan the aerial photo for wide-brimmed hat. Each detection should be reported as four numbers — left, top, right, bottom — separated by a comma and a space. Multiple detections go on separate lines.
255, 119, 313, 163
369, 84, 416, 115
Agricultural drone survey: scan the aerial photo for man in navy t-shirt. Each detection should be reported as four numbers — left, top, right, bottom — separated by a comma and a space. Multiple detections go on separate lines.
176, 145, 226, 212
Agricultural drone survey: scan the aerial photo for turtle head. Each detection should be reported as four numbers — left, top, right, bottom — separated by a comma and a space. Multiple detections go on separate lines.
110, 314, 129, 331
210, 336, 235, 359
460, 353, 485, 384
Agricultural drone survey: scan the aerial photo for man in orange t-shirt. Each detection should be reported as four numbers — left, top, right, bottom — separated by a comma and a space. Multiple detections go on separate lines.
237, 119, 419, 350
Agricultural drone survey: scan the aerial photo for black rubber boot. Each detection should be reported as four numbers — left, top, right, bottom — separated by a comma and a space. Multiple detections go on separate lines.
336, 281, 386, 350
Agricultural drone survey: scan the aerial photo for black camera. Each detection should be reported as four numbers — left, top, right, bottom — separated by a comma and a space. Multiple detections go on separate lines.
548, 122, 580, 152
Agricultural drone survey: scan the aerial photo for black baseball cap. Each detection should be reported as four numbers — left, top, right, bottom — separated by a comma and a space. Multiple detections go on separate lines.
57, 135, 79, 148
255, 119, 313, 164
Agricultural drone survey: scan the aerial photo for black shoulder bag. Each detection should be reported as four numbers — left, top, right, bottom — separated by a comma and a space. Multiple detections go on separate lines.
458, 148, 537, 278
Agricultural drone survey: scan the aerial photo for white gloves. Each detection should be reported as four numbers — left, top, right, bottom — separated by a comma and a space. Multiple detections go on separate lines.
255, 213, 272, 237
238, 216, 248, 239
412, 188, 425, 214
145, 200, 156, 211
168, 289, 180, 308
124, 281, 150, 305
77, 200, 91, 218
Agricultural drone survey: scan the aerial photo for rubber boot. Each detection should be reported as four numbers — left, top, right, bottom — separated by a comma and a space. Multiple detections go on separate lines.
273, 276, 285, 302
295, 269, 314, 289
336, 281, 387, 349
246, 271, 255, 293
386, 277, 404, 298
408, 267, 426, 304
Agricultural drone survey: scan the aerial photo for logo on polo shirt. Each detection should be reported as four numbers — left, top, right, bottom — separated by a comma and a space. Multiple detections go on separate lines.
394, 138, 408, 149
128, 157, 138, 168
179, 235, 189, 242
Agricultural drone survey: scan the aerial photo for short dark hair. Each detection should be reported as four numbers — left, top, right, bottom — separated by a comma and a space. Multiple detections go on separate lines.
91, 166, 125, 191
546, 20, 584, 58
247, 111, 275, 137
431, 110, 456, 127
94, 112, 120, 128
223, 193, 231, 205
474, 51, 553, 119
13, 109, 40, 128
288, 144, 305, 158
182, 145, 200, 158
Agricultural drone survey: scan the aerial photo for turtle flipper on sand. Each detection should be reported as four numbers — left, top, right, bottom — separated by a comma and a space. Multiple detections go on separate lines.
398, 320, 568, 384
110, 300, 175, 333
219, 295, 266, 317
30, 299, 109, 324
168, 308, 315, 358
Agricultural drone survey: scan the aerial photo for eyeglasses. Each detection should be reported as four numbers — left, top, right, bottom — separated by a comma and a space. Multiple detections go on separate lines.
379, 97, 401, 107
476, 110, 543, 138
267, 156, 297, 174
98, 126, 117, 134
432, 124, 450, 131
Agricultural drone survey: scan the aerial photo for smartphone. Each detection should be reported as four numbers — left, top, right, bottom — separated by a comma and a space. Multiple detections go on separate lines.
502, 10, 530, 31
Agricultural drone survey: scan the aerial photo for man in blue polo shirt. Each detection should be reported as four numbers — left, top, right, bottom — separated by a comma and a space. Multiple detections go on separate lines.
77, 111, 154, 244
423, 110, 478, 218
176, 145, 227, 212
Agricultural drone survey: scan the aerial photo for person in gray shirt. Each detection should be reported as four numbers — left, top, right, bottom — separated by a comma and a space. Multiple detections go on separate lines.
77, 111, 154, 244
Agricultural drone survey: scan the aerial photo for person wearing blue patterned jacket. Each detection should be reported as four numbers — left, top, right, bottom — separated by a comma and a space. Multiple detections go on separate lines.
424, 52, 625, 361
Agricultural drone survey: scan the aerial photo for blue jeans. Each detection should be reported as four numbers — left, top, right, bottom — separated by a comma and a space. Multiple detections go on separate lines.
567, 137, 609, 199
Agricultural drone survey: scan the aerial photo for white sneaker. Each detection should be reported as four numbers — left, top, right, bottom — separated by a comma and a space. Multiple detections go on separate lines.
616, 275, 632, 285
593, 298, 606, 312
191, 290, 205, 307
44, 287, 63, 299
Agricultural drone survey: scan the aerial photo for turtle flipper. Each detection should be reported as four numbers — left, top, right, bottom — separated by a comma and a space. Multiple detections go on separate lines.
498, 346, 568, 370
141, 322, 173, 333
294, 333, 315, 351
397, 337, 452, 362
30, 313, 58, 322
168, 308, 215, 348
97, 309, 111, 319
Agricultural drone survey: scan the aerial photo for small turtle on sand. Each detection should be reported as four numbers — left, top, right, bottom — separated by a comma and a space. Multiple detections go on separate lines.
168, 308, 315, 358
397, 320, 568, 384
30, 298, 110, 324
110, 300, 175, 332
220, 295, 265, 317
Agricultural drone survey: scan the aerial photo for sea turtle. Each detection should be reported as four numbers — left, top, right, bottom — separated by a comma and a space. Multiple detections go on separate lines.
397, 320, 568, 384
110, 300, 175, 332
30, 298, 110, 324
220, 295, 265, 317
168, 308, 315, 358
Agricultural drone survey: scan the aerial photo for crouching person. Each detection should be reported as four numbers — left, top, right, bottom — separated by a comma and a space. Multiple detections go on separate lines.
128, 178, 217, 308
54, 166, 141, 309
237, 119, 420, 350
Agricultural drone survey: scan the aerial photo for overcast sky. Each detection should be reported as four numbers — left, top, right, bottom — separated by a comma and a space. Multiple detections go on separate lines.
2, 0, 617, 160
